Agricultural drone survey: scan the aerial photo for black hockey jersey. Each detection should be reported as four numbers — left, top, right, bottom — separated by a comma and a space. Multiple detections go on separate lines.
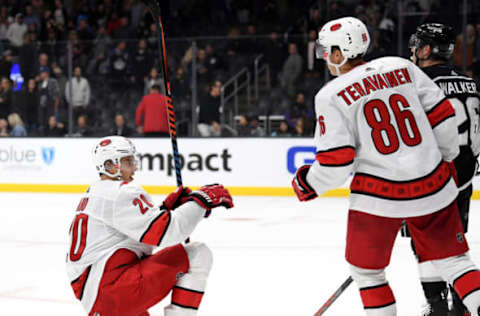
422, 64, 480, 189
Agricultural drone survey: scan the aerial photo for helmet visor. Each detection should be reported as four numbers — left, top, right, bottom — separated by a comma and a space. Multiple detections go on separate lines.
315, 39, 329, 60
409, 34, 424, 49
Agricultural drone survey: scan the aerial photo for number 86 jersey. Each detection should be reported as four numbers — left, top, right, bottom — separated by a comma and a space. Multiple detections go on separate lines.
306, 56, 459, 218
66, 180, 204, 313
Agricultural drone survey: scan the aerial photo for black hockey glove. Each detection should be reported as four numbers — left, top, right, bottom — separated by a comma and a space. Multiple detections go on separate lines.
292, 165, 318, 201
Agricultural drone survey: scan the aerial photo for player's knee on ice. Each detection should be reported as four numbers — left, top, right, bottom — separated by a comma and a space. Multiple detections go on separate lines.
184, 242, 213, 274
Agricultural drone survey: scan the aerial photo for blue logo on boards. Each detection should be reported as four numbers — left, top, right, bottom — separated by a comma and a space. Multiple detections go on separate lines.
41, 147, 55, 165
286, 146, 316, 174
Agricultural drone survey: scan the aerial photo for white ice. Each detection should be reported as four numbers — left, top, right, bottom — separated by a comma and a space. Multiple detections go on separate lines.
1, 193, 480, 316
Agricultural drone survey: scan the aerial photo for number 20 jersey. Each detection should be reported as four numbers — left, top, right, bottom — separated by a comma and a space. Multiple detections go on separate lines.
66, 180, 204, 313
306, 56, 459, 218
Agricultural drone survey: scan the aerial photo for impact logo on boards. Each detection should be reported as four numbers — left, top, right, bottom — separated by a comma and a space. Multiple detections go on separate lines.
137, 148, 232, 176
286, 146, 316, 174
0, 145, 56, 169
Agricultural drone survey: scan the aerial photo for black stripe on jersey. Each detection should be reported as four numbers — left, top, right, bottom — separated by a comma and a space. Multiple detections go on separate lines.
320, 161, 354, 167
425, 97, 448, 116
172, 302, 199, 310
316, 145, 356, 154
364, 301, 396, 309
174, 286, 205, 294
360, 283, 389, 291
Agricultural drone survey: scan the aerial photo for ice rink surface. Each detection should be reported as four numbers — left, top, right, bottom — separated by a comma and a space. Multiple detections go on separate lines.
2, 193, 480, 316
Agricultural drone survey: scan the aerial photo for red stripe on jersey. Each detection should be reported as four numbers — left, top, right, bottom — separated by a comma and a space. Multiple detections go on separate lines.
71, 266, 91, 300
427, 98, 455, 128
172, 286, 204, 310
140, 211, 171, 246
360, 283, 395, 309
316, 146, 355, 166
350, 161, 451, 200
453, 270, 480, 300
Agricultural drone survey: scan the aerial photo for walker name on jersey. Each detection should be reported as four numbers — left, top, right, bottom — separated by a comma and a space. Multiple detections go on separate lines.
138, 149, 232, 176
437, 79, 477, 96
0, 145, 55, 169
336, 67, 412, 106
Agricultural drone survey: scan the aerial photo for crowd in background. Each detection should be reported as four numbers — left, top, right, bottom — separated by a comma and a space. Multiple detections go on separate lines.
0, 0, 480, 137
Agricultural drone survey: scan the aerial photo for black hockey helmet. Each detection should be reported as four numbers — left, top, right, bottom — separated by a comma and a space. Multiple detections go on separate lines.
409, 23, 456, 59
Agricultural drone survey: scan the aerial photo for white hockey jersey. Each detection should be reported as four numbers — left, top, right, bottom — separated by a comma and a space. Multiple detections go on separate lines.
306, 56, 459, 218
66, 180, 205, 313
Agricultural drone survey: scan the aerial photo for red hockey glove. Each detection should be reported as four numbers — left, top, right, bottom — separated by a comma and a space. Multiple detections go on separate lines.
160, 185, 192, 210
292, 165, 318, 201
187, 184, 234, 215
446, 161, 458, 186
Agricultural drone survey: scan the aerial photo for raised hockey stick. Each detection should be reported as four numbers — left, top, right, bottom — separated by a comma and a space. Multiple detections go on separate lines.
143, 0, 182, 187
314, 276, 353, 316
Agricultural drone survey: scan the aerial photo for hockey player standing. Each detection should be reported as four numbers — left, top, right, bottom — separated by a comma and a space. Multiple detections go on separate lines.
66, 136, 234, 316
292, 17, 480, 316
408, 23, 480, 316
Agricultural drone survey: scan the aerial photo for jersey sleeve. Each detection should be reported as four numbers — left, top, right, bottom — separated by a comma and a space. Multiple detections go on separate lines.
112, 183, 205, 248
410, 62, 459, 161
306, 93, 356, 195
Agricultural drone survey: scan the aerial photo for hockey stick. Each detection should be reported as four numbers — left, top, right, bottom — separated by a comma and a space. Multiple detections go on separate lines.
313, 276, 353, 316
143, 0, 182, 187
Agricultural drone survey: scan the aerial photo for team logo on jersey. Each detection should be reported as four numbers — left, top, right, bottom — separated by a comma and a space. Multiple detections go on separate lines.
318, 115, 326, 136
41, 147, 55, 165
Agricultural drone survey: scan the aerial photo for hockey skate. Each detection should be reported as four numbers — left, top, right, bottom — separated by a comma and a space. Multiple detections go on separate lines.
421, 289, 450, 316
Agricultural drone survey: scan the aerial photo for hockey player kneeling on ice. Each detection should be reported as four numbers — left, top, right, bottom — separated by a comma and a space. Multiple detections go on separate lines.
66, 136, 234, 316
292, 17, 480, 316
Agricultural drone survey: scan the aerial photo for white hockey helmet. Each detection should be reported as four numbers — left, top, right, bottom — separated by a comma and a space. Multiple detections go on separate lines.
92, 136, 137, 178
316, 17, 370, 74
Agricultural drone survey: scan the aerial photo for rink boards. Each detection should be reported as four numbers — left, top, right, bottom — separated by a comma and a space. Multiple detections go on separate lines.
0, 137, 478, 199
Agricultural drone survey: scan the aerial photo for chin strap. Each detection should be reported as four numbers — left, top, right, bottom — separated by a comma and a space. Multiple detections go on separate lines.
326, 54, 349, 76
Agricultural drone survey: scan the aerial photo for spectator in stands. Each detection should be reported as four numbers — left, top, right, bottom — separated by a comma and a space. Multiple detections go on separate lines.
73, 114, 94, 137
6, 13, 27, 52
44, 115, 65, 137
93, 24, 112, 58
108, 40, 129, 90
198, 82, 221, 137
236, 114, 250, 136
171, 66, 190, 100
0, 77, 12, 119
113, 16, 135, 40
0, 50, 12, 79
37, 66, 60, 132
65, 66, 91, 122
110, 113, 133, 137
248, 115, 265, 137
0, 118, 8, 136
263, 31, 286, 80
0, 9, 9, 41
54, 0, 66, 27
285, 91, 313, 129
35, 53, 49, 81
271, 120, 292, 137
19, 33, 36, 80
205, 43, 223, 76
136, 84, 169, 137
7, 113, 27, 136
454, 24, 475, 76
131, 39, 153, 90
279, 42, 303, 97
293, 116, 313, 137
14, 78, 38, 131
144, 67, 163, 95
24, 5, 41, 31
